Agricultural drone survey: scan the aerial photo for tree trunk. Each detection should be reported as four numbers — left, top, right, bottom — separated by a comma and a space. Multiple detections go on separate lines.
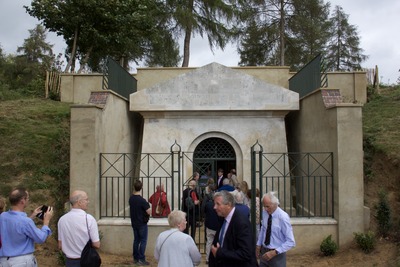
64, 27, 79, 73
77, 46, 92, 73
181, 0, 194, 67
279, 0, 285, 66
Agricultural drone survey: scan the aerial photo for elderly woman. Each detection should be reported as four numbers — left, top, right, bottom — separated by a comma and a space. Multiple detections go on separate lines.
154, 210, 201, 267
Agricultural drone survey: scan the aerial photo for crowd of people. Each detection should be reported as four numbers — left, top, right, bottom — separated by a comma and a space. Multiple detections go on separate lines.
130, 168, 296, 267
0, 168, 296, 267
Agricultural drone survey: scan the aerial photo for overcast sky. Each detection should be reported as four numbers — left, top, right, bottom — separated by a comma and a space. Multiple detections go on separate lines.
1, 0, 399, 84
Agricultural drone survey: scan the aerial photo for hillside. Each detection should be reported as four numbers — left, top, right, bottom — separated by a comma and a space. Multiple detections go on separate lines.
0, 86, 399, 266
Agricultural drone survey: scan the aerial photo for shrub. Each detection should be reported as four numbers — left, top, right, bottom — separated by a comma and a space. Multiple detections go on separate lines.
320, 234, 338, 256
354, 231, 375, 253
376, 189, 392, 237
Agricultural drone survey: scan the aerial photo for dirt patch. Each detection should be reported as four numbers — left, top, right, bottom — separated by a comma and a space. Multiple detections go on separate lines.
35, 237, 399, 267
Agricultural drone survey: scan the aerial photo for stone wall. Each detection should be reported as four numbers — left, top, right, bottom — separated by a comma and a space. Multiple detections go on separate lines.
286, 89, 365, 246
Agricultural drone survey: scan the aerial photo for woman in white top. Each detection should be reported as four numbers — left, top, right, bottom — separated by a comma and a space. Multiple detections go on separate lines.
154, 210, 201, 267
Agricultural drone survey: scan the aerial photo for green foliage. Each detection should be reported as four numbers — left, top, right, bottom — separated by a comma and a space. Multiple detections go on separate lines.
363, 86, 400, 160
286, 0, 332, 70
354, 231, 375, 254
238, 1, 368, 71
0, 25, 54, 99
26, 0, 179, 71
325, 5, 368, 71
375, 189, 392, 237
320, 234, 338, 256
0, 98, 70, 232
57, 250, 66, 266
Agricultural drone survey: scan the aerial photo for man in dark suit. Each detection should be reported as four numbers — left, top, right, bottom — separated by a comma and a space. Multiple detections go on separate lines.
216, 168, 225, 189
209, 190, 258, 267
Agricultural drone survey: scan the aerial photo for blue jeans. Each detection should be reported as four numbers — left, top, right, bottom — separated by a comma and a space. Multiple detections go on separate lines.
133, 225, 148, 262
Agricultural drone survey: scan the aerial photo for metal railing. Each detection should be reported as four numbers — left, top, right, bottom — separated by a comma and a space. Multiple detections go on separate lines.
102, 57, 137, 99
251, 142, 334, 221
289, 54, 328, 98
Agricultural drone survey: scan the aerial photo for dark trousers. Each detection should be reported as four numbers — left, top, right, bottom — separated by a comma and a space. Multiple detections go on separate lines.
65, 258, 81, 267
184, 208, 197, 239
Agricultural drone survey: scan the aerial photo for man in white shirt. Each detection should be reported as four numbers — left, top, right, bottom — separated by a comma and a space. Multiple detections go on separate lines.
58, 190, 100, 267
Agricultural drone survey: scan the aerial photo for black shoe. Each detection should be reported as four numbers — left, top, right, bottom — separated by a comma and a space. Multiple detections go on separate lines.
137, 260, 150, 266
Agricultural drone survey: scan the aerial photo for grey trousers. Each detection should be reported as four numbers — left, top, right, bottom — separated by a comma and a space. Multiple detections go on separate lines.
259, 247, 286, 267
0, 254, 37, 267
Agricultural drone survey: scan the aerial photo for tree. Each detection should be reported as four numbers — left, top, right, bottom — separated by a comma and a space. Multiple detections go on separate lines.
26, 0, 177, 72
167, 0, 245, 67
17, 24, 54, 70
286, 0, 332, 70
238, 0, 294, 66
238, 19, 280, 66
325, 5, 368, 71
144, 27, 181, 67
0, 26, 55, 95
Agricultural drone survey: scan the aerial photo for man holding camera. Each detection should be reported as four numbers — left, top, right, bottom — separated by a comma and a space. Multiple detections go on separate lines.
0, 187, 54, 267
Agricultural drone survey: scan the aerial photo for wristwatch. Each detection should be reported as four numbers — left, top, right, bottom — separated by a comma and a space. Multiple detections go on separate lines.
275, 250, 279, 255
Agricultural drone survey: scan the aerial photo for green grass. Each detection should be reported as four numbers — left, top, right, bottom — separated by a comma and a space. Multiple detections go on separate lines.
0, 98, 70, 211
363, 86, 400, 160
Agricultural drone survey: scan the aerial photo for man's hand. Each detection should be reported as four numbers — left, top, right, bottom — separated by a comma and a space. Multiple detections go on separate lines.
43, 206, 54, 225
30, 206, 42, 219
261, 250, 277, 261
211, 242, 220, 257
256, 246, 261, 258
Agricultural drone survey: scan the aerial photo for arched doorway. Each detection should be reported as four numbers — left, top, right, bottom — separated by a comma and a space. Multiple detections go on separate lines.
193, 137, 236, 186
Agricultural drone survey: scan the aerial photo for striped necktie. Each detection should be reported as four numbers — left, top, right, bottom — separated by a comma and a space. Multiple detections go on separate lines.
264, 214, 272, 246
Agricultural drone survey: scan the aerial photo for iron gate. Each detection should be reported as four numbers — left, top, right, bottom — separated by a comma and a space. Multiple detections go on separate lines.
99, 141, 334, 252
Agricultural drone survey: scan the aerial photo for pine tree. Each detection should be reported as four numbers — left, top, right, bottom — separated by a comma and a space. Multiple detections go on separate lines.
238, 0, 294, 66
325, 5, 368, 71
286, 0, 332, 70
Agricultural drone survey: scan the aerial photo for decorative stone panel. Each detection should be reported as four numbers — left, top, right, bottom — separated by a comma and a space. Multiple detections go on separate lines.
88, 91, 109, 107
321, 89, 342, 108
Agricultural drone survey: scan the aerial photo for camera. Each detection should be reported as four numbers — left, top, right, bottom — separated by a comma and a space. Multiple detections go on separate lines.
36, 205, 49, 220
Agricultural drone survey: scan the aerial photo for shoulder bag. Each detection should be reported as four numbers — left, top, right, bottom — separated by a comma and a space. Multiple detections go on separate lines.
81, 214, 102, 267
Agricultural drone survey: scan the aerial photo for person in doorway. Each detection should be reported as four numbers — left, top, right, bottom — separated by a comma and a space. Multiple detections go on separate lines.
209, 190, 258, 267
182, 179, 200, 239
154, 210, 201, 267
0, 187, 54, 267
149, 184, 171, 218
192, 172, 204, 227
227, 169, 239, 188
58, 190, 101, 267
256, 191, 295, 267
216, 169, 225, 189
129, 180, 151, 266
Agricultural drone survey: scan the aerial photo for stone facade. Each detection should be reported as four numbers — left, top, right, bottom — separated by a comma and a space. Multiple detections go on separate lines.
63, 62, 367, 256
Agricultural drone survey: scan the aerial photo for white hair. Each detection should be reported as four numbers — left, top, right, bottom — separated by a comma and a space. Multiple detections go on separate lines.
233, 191, 245, 204
263, 191, 280, 205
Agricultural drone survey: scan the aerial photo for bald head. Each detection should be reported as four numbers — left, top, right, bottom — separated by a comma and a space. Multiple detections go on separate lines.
70, 190, 89, 210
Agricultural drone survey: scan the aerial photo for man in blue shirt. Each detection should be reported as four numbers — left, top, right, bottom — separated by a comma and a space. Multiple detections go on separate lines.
256, 191, 295, 267
0, 187, 54, 267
